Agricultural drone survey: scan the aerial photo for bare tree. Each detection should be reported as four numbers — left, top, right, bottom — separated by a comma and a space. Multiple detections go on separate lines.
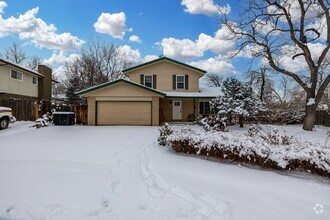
26, 56, 42, 70
219, 0, 330, 131
3, 42, 27, 64
246, 65, 273, 102
205, 73, 223, 87
64, 38, 133, 101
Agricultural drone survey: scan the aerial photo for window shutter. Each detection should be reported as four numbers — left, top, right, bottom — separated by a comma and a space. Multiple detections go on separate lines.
172, 75, 176, 90
185, 75, 189, 90
140, 74, 144, 85
153, 75, 157, 89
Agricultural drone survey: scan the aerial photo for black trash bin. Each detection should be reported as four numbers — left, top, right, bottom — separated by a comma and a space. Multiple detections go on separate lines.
53, 112, 75, 125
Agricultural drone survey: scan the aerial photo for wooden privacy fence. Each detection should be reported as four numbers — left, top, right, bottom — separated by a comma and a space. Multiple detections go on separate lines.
54, 104, 88, 125
0, 99, 38, 121
0, 99, 52, 121
71, 105, 88, 125
316, 110, 330, 127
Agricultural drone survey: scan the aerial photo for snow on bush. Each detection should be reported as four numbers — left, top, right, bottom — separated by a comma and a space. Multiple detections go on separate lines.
210, 78, 266, 127
200, 114, 228, 132
165, 125, 330, 178
157, 123, 173, 146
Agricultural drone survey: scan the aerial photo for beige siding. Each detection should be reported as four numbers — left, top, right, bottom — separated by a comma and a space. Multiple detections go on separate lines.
127, 60, 202, 92
160, 98, 213, 123
152, 97, 159, 126
182, 99, 195, 121
86, 82, 162, 97
0, 65, 39, 97
97, 102, 152, 125
87, 97, 96, 125
83, 82, 162, 126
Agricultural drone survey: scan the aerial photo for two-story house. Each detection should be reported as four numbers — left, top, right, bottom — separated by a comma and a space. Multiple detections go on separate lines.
0, 58, 53, 102
76, 57, 219, 126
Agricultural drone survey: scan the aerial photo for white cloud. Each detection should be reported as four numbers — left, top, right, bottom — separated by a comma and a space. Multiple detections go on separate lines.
52, 65, 67, 81
159, 37, 204, 60
197, 26, 236, 54
94, 12, 128, 40
43, 51, 80, 66
129, 35, 142, 43
268, 0, 322, 23
188, 56, 236, 74
181, 0, 230, 16
306, 15, 327, 41
117, 45, 160, 65
117, 45, 142, 64
278, 43, 329, 73
143, 55, 159, 62
158, 25, 237, 60
0, 1, 7, 14
0, 5, 84, 50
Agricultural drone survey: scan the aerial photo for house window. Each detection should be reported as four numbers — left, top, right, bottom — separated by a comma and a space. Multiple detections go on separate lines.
10, 69, 23, 81
32, 77, 38, 85
199, 102, 210, 116
176, 75, 185, 89
144, 75, 153, 88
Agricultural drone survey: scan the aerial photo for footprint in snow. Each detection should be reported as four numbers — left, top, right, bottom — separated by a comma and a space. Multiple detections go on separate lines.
111, 180, 121, 193
116, 159, 123, 165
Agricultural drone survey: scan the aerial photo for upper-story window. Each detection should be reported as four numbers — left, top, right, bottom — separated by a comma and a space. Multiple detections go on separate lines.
176, 75, 185, 89
172, 74, 188, 90
10, 69, 23, 81
140, 74, 157, 89
144, 75, 153, 88
32, 76, 38, 85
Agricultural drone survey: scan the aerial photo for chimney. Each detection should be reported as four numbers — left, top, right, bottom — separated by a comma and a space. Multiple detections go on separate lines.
37, 65, 52, 101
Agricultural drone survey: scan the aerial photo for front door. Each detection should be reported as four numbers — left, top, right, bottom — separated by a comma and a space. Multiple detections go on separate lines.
173, 100, 182, 120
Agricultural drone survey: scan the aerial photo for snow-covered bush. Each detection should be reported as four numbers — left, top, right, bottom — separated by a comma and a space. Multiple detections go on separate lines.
36, 118, 48, 128
246, 124, 262, 137
200, 114, 228, 132
210, 78, 266, 127
42, 112, 53, 123
166, 127, 330, 178
247, 125, 294, 145
265, 108, 304, 124
157, 123, 173, 146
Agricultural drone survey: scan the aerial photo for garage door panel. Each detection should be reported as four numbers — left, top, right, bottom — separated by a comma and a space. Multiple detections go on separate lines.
97, 102, 151, 125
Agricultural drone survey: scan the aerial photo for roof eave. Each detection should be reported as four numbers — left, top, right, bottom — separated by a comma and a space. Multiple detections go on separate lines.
0, 58, 44, 77
123, 57, 207, 75
165, 96, 216, 99
75, 79, 166, 97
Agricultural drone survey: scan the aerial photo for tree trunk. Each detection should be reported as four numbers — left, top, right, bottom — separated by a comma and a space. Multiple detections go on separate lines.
239, 116, 244, 128
303, 104, 316, 131
260, 70, 265, 101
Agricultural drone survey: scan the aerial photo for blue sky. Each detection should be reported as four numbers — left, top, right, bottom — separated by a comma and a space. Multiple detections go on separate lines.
0, 0, 249, 79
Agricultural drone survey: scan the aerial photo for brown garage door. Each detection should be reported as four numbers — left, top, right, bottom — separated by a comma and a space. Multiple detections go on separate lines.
97, 101, 152, 125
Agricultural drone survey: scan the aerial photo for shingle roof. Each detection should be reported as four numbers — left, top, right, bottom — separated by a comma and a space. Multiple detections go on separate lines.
123, 56, 207, 74
0, 58, 44, 77
76, 78, 166, 96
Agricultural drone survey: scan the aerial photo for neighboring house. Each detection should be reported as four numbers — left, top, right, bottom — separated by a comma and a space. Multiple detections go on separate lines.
0, 58, 53, 102
77, 56, 219, 126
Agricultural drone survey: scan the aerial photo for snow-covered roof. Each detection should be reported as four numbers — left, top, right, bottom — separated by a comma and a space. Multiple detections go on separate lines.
77, 78, 221, 98
0, 58, 44, 77
165, 87, 221, 98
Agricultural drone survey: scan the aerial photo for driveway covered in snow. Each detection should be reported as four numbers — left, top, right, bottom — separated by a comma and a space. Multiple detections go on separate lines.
0, 123, 329, 220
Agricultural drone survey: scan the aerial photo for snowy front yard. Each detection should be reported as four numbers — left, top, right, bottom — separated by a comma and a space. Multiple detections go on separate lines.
0, 123, 329, 220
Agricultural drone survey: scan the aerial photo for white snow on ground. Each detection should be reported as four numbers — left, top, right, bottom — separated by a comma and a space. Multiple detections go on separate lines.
0, 122, 329, 220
